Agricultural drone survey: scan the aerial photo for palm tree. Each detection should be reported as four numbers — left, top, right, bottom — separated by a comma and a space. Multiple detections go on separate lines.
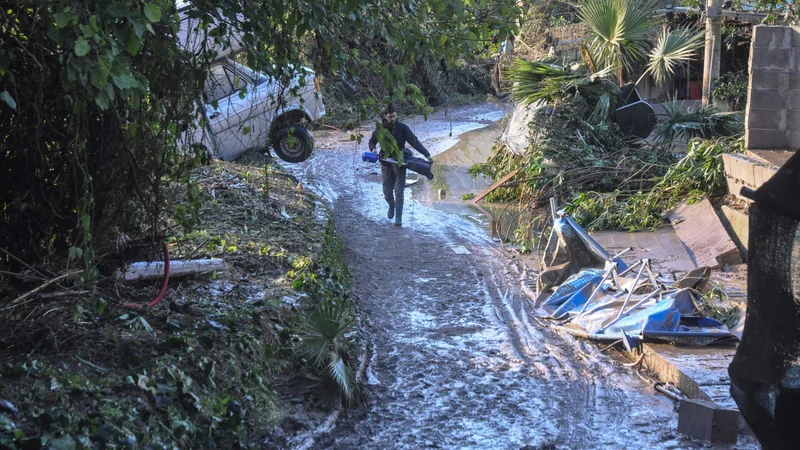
508, 0, 706, 109
577, 0, 705, 87
579, 0, 657, 84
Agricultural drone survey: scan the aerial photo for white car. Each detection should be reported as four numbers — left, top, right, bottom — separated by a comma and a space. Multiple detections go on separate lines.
196, 59, 326, 163
177, 4, 325, 163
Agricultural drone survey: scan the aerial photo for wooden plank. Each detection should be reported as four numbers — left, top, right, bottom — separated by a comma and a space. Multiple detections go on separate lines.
667, 199, 741, 269
471, 169, 519, 204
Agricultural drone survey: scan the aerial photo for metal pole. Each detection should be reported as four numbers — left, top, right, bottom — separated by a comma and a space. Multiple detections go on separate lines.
598, 288, 668, 334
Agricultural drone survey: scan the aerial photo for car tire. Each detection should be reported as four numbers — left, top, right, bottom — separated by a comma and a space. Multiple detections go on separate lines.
272, 124, 313, 163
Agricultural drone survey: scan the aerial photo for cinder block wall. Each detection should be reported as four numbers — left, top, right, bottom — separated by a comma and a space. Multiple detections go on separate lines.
746, 26, 800, 151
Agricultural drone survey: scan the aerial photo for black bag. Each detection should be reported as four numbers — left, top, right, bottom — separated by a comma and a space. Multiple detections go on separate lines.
401, 149, 434, 180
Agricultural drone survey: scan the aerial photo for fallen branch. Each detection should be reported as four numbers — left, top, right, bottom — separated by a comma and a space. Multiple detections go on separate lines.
0, 247, 51, 280
7, 270, 83, 306
471, 168, 520, 204
39, 290, 91, 299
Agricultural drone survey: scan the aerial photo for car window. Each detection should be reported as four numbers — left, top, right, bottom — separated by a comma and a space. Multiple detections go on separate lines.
204, 63, 248, 104
234, 63, 270, 86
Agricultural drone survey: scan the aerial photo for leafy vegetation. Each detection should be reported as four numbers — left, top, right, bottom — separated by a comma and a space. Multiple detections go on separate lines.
654, 101, 743, 143
711, 72, 749, 111
474, 0, 743, 240
1, 0, 521, 275
566, 136, 744, 231
0, 159, 362, 448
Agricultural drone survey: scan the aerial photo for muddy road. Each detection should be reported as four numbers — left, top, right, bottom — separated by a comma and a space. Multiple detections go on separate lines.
284, 103, 702, 449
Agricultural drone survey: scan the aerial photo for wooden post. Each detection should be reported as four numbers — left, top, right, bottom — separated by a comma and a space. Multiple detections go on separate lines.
702, 0, 722, 105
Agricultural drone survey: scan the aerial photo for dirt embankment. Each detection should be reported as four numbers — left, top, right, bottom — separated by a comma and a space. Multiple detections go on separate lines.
0, 155, 359, 449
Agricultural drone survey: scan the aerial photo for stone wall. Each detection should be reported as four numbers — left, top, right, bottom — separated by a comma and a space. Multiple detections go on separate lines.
546, 23, 589, 62
746, 25, 800, 151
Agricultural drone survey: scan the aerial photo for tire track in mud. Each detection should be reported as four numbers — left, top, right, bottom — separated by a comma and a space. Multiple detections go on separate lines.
285, 119, 688, 449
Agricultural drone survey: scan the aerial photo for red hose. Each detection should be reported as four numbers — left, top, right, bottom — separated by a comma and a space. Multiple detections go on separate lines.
124, 240, 170, 309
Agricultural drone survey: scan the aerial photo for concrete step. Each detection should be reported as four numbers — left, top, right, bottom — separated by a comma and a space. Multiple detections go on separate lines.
721, 153, 779, 202
666, 199, 741, 269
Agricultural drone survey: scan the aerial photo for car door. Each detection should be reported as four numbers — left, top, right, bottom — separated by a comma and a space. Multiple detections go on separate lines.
204, 62, 265, 161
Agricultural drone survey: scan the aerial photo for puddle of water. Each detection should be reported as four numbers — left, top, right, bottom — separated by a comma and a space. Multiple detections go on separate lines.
412, 123, 501, 204
407, 118, 541, 242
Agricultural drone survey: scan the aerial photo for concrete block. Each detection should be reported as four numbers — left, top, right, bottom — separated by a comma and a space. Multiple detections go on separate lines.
746, 128, 787, 149
678, 399, 740, 444
791, 89, 800, 110
720, 206, 749, 254
787, 110, 800, 130
733, 153, 756, 187
753, 25, 791, 49
751, 48, 793, 69
667, 199, 741, 268
749, 70, 792, 90
747, 108, 784, 130
788, 131, 800, 150
748, 89, 788, 109
746, 149, 797, 167
793, 26, 800, 48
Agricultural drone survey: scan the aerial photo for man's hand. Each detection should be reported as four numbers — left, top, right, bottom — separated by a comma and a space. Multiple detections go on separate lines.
424, 155, 433, 163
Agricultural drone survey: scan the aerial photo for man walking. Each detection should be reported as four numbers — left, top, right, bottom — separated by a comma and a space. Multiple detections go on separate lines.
368, 104, 432, 227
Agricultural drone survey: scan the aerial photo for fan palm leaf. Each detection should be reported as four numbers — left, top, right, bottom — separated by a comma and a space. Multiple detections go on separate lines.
298, 299, 354, 366
327, 351, 354, 399
643, 27, 705, 86
579, 0, 658, 83
655, 100, 743, 143
507, 59, 619, 108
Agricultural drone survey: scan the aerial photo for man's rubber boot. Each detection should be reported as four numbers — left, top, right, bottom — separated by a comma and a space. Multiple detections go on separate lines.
394, 208, 402, 227
388, 205, 394, 219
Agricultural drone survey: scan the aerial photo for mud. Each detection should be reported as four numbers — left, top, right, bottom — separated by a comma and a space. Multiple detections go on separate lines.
284, 103, 740, 449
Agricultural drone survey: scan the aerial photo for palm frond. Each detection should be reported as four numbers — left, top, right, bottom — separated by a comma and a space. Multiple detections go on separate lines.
579, 0, 658, 80
655, 100, 743, 143
298, 299, 354, 366
327, 351, 353, 399
644, 27, 705, 86
507, 59, 619, 107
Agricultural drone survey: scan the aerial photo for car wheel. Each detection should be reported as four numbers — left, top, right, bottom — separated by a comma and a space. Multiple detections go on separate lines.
272, 124, 313, 163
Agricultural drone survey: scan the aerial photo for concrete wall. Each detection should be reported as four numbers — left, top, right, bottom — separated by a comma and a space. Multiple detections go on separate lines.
745, 25, 800, 151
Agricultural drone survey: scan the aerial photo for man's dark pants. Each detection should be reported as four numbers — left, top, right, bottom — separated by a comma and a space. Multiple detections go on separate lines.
381, 164, 406, 223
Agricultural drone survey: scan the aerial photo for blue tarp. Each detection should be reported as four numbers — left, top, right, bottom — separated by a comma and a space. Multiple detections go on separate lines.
537, 213, 736, 345
541, 267, 733, 343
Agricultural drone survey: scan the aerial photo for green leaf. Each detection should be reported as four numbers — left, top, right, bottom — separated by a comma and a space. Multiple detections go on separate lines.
55, 10, 70, 28
89, 15, 100, 32
91, 66, 109, 89
126, 34, 142, 55
46, 434, 77, 450
242, 126, 251, 135
96, 298, 107, 315
144, 4, 162, 23
94, 90, 110, 110
0, 91, 16, 110
112, 73, 138, 90
107, 3, 129, 18
68, 246, 83, 261
75, 38, 91, 57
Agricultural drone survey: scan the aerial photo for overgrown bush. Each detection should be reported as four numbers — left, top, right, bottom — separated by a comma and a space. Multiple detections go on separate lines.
711, 72, 748, 111
1, 0, 521, 276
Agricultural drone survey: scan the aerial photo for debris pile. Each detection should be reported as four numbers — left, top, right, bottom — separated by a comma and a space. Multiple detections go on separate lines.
535, 207, 737, 350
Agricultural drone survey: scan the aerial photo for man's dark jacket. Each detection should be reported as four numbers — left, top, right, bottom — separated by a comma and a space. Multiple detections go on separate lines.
368, 121, 430, 159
